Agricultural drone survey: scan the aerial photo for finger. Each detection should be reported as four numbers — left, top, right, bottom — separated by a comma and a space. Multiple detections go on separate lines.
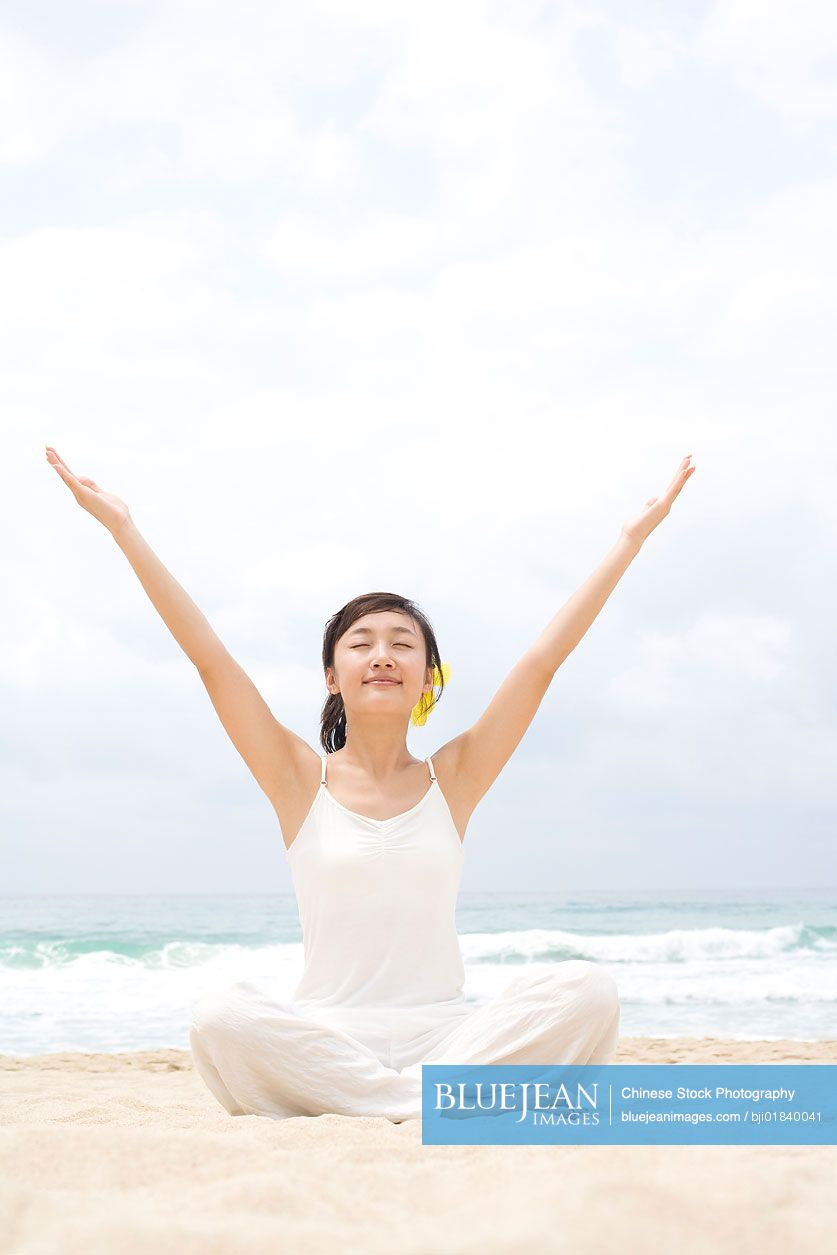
49, 461, 79, 496
45, 446, 80, 480
78, 478, 102, 492
46, 452, 88, 499
666, 463, 696, 503
46, 446, 72, 475
51, 461, 78, 489
664, 457, 695, 500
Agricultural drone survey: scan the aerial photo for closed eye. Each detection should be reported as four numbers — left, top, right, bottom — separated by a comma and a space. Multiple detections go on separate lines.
351, 643, 412, 648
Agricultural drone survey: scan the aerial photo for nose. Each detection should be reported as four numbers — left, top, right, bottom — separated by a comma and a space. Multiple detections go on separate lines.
370, 650, 396, 667
369, 653, 398, 676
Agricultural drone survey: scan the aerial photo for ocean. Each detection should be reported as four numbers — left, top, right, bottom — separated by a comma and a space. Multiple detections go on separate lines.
1, 889, 834, 1056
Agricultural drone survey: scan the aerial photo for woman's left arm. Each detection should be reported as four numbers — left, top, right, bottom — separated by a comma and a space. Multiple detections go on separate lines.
434, 455, 697, 816
530, 453, 697, 674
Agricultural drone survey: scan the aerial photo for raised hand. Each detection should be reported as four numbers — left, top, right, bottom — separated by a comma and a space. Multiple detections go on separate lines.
621, 454, 696, 548
45, 446, 131, 533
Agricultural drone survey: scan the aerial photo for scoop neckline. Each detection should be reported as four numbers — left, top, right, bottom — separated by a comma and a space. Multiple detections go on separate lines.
285, 769, 464, 856
321, 778, 438, 827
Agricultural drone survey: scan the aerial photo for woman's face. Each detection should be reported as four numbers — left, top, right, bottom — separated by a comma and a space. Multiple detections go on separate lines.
327, 611, 431, 718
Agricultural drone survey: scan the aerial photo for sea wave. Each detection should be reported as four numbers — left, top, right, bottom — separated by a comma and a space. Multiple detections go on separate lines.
459, 922, 836, 965
1, 921, 834, 972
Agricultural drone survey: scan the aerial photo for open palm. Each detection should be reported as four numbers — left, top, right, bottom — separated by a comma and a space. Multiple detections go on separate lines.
621, 454, 696, 547
45, 446, 131, 532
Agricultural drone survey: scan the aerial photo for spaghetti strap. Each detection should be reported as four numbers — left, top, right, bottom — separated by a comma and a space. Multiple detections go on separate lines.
426, 755, 436, 782
320, 754, 327, 786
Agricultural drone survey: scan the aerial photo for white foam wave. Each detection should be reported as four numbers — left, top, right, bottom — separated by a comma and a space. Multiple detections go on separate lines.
459, 922, 830, 964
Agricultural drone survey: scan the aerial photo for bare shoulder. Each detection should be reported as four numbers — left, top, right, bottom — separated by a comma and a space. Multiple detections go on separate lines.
429, 731, 484, 843
270, 735, 323, 852
273, 734, 485, 849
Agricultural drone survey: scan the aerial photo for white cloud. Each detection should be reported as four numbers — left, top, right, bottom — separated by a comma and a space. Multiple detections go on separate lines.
264, 210, 435, 289
0, 3, 366, 181
700, 0, 837, 115
610, 612, 792, 710
0, 26, 66, 162
2, 0, 835, 891
614, 27, 680, 88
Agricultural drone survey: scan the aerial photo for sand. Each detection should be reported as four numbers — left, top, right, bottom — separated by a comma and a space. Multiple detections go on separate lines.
1, 1037, 835, 1254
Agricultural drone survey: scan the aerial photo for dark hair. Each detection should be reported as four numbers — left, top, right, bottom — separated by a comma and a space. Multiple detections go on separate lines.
319, 591, 446, 753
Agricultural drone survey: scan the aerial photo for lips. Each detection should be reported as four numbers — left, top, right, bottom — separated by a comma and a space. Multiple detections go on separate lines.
365, 679, 400, 685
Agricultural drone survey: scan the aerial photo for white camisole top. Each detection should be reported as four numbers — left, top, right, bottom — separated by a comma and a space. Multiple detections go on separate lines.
285, 754, 466, 1013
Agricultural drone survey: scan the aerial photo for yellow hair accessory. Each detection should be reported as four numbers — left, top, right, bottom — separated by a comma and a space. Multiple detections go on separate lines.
410, 662, 451, 727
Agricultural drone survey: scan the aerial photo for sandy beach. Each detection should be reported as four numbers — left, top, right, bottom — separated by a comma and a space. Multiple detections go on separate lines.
1, 1036, 835, 1254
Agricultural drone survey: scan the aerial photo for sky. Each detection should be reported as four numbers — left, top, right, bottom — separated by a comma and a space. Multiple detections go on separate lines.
2, 0, 835, 894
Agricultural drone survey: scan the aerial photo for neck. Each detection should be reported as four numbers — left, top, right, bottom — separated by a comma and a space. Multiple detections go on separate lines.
338, 720, 421, 779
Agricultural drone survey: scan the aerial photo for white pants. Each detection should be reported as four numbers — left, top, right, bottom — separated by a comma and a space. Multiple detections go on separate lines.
189, 960, 620, 1123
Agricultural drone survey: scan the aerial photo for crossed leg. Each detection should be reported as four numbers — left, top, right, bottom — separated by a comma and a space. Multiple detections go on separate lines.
190, 961, 619, 1123
399, 960, 620, 1075
189, 980, 422, 1122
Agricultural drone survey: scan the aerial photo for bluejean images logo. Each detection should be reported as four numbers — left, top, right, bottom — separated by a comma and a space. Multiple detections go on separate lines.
434, 1075, 601, 1125
420, 1064, 837, 1146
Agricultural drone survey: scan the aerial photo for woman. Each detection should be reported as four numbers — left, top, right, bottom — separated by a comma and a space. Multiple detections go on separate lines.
45, 445, 696, 1122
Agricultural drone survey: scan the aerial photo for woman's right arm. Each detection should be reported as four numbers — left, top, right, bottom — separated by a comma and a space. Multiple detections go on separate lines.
45, 445, 310, 809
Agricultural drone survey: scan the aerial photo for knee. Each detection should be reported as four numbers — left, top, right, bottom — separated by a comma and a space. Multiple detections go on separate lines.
190, 990, 224, 1037
190, 985, 245, 1038
585, 962, 619, 1016
562, 960, 620, 1015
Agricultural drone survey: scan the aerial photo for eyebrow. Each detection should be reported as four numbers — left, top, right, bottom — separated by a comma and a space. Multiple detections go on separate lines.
347, 625, 417, 637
